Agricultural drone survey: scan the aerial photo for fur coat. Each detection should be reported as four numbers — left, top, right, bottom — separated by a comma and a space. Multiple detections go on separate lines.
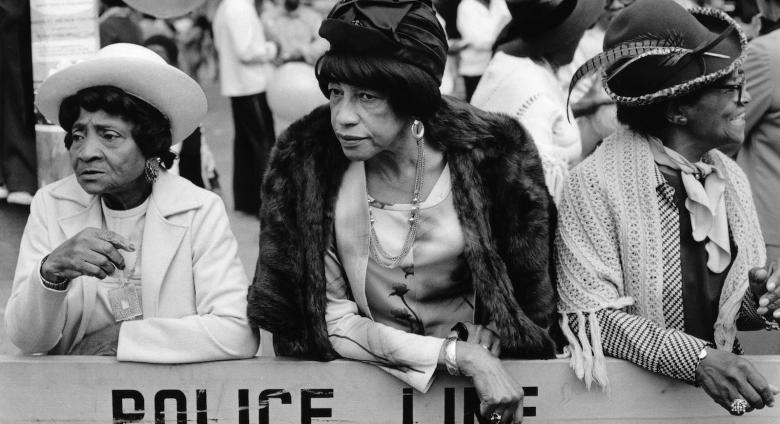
248, 96, 556, 360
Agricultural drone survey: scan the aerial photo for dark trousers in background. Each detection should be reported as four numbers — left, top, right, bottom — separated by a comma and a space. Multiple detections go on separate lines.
0, 0, 37, 193
179, 127, 204, 188
230, 92, 274, 215
462, 75, 482, 103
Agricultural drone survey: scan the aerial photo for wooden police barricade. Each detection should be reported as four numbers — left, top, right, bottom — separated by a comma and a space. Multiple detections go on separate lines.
1, 355, 779, 423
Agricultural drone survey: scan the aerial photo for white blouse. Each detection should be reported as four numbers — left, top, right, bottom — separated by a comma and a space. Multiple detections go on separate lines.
86, 197, 149, 335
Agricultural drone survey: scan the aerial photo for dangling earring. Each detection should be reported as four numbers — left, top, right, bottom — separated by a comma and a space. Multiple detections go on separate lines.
144, 157, 162, 183
411, 119, 425, 140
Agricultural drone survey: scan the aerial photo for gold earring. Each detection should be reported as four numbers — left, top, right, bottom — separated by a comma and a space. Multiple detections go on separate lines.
411, 120, 425, 140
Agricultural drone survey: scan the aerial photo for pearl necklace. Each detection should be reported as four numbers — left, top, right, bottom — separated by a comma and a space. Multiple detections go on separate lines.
367, 137, 425, 268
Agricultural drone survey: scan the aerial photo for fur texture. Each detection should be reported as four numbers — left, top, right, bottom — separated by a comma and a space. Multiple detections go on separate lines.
248, 96, 556, 360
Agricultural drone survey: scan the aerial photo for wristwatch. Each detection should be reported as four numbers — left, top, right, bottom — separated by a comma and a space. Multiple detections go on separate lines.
693, 343, 714, 386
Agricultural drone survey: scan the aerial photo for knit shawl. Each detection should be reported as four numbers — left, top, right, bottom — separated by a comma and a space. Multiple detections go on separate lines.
248, 96, 557, 361
556, 128, 766, 389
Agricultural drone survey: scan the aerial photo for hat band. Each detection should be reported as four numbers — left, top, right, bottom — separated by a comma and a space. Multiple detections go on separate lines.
516, 0, 577, 38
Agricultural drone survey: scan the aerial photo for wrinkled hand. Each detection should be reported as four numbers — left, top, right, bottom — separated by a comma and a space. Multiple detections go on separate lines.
458, 342, 524, 423
750, 260, 780, 320
696, 347, 779, 414
70, 323, 121, 356
456, 322, 502, 357
41, 228, 134, 282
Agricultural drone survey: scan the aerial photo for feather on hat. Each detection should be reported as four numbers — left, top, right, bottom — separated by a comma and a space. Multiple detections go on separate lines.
567, 0, 747, 108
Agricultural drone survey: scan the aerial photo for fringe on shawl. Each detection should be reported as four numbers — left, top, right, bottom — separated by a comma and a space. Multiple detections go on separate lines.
559, 298, 634, 393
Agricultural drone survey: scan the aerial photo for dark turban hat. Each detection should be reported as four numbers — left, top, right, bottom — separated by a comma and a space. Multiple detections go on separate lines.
319, 0, 448, 85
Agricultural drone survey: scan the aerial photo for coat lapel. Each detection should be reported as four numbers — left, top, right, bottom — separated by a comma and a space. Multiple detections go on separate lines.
334, 161, 372, 318
140, 173, 197, 317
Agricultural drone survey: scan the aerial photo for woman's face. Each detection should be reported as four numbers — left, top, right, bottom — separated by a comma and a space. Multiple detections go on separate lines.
68, 109, 148, 197
328, 82, 409, 161
682, 70, 749, 149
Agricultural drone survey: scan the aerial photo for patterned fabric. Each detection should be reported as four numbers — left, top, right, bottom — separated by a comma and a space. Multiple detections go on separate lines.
658, 179, 684, 331
556, 128, 767, 389
567, 310, 706, 383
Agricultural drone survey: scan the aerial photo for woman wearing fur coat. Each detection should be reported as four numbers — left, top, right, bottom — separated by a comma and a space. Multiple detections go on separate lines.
248, 1, 556, 423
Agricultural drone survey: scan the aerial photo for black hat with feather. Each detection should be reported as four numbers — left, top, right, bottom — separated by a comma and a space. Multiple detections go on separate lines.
568, 0, 747, 107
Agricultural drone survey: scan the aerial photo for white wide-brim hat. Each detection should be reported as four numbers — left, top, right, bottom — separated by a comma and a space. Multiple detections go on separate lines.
36, 43, 207, 143
125, 0, 207, 18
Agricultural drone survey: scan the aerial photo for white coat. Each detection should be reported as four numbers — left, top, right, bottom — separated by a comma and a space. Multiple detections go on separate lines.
5, 172, 258, 363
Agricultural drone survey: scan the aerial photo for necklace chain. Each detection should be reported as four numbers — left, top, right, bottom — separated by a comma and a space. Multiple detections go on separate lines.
368, 137, 425, 268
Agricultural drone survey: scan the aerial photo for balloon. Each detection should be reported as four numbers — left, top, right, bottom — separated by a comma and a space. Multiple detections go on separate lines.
266, 62, 327, 136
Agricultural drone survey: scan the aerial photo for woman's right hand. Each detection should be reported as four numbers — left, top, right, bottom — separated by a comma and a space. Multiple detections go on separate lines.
41, 228, 135, 282
696, 347, 779, 415
458, 342, 524, 423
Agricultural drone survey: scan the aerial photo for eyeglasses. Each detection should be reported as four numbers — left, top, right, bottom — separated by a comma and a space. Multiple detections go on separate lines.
709, 80, 746, 104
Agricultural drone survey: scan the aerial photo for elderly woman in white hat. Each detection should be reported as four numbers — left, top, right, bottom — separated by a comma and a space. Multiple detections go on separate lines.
4, 43, 258, 362
557, 0, 780, 416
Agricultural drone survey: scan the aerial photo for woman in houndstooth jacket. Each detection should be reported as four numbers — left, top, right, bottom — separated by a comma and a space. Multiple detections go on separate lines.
556, 0, 780, 417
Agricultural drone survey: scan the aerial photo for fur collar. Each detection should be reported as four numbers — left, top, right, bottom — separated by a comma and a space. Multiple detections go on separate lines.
249, 96, 557, 359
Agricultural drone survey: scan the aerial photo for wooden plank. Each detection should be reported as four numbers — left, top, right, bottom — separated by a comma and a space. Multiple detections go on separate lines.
1, 356, 779, 423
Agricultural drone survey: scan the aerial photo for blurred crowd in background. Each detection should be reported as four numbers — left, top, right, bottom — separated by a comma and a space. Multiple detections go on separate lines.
0, 0, 773, 209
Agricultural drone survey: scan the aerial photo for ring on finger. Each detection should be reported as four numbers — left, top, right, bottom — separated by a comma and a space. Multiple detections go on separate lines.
489, 411, 502, 424
730, 398, 749, 416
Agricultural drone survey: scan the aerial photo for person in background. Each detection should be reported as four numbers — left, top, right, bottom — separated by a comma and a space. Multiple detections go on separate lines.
143, 34, 222, 193
737, 0, 780, 264
213, 0, 278, 216
5, 43, 257, 361
99, 0, 143, 47
561, 0, 636, 154
455, 0, 510, 101
729, 0, 761, 40
557, 0, 780, 416
263, 0, 327, 65
248, 1, 557, 422
0, 0, 37, 205
136, 13, 176, 40
470, 0, 604, 203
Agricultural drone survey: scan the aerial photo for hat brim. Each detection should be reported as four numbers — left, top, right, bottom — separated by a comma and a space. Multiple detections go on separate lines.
604, 8, 748, 106
36, 56, 206, 143
125, 0, 207, 18
496, 0, 604, 52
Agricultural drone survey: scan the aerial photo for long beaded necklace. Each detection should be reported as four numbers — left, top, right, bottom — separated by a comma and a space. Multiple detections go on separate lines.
367, 134, 426, 269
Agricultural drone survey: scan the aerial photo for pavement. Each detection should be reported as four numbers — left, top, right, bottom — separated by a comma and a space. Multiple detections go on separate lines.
0, 79, 261, 355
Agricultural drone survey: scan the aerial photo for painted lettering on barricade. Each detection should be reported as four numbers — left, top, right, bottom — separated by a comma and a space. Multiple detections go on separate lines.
112, 386, 532, 423
113, 388, 337, 423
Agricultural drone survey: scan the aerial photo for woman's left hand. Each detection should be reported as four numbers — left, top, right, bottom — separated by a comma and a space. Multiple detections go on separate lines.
454, 322, 502, 357
749, 260, 780, 320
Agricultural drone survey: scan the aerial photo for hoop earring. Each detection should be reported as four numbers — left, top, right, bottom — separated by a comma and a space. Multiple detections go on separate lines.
144, 157, 162, 183
411, 120, 425, 140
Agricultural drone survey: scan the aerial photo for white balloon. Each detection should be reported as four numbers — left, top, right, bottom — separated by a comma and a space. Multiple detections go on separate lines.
266, 62, 327, 136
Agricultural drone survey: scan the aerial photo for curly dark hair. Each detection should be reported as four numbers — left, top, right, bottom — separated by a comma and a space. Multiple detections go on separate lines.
59, 85, 176, 168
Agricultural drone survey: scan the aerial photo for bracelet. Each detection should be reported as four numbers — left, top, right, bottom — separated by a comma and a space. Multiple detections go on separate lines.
444, 336, 460, 376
